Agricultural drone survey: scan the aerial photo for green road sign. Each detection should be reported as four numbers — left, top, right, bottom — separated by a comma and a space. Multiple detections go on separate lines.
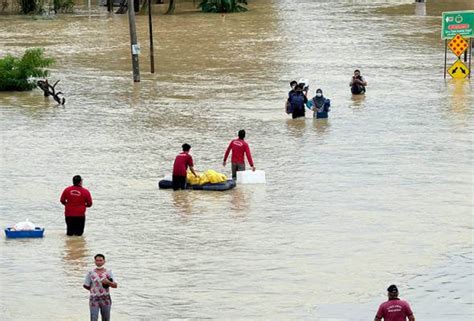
442, 11, 474, 39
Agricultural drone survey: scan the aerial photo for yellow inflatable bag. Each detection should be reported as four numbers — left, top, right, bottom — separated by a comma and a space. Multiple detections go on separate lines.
186, 170, 201, 185
186, 170, 227, 185
205, 169, 227, 184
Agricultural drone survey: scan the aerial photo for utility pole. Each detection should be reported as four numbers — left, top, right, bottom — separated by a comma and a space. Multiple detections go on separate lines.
127, 0, 140, 82
148, 0, 155, 73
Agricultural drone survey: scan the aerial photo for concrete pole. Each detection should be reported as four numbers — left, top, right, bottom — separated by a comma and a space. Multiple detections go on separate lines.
127, 0, 140, 82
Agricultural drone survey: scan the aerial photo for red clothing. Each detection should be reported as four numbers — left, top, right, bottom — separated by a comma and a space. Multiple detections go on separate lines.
173, 152, 194, 176
60, 185, 93, 217
223, 139, 254, 166
376, 299, 414, 321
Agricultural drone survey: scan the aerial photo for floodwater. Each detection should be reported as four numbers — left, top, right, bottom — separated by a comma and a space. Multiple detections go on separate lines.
0, 0, 473, 320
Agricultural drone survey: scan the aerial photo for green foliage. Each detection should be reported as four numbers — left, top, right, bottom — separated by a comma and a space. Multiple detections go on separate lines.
0, 48, 55, 91
18, 0, 38, 14
54, 0, 75, 13
198, 0, 248, 13
18, 0, 75, 14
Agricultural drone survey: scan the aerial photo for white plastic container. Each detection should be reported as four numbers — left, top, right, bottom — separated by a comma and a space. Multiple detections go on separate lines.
236, 170, 266, 184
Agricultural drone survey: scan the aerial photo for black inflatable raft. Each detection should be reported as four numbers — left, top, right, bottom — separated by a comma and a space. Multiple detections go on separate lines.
158, 179, 236, 191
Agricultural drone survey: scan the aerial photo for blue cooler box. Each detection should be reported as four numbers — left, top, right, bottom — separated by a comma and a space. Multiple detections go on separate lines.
5, 227, 45, 238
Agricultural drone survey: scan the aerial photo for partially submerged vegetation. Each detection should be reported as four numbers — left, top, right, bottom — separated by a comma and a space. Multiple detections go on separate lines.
0, 48, 54, 91
198, 0, 248, 13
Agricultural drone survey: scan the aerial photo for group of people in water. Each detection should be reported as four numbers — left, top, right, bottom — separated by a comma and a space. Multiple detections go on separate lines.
171, 129, 255, 190
286, 69, 367, 119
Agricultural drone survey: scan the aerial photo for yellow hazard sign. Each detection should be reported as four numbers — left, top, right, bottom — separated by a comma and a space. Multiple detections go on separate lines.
448, 34, 469, 57
447, 59, 470, 79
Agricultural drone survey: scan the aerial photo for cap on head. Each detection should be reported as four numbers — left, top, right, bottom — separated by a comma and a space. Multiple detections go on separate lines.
182, 143, 191, 152
72, 175, 82, 186
387, 284, 398, 293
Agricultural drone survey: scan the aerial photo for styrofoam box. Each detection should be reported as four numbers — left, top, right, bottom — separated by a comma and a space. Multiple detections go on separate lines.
236, 170, 266, 184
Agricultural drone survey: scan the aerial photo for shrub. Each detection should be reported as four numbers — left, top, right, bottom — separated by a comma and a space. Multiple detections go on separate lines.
0, 48, 55, 91
199, 0, 248, 13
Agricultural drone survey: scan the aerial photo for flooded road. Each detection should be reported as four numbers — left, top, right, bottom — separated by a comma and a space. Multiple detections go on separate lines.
0, 0, 473, 320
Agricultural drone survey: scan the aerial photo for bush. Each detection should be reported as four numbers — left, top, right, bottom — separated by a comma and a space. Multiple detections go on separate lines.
18, 0, 38, 14
199, 0, 248, 13
0, 48, 55, 91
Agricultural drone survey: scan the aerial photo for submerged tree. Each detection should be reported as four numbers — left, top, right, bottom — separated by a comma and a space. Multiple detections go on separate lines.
198, 0, 247, 13
0, 48, 54, 91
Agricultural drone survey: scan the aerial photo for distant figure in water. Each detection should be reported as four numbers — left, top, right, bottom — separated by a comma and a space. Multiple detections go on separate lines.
285, 80, 298, 114
350, 69, 367, 95
374, 284, 415, 321
287, 83, 308, 119
60, 175, 92, 236
172, 143, 198, 191
223, 129, 255, 180
307, 88, 331, 119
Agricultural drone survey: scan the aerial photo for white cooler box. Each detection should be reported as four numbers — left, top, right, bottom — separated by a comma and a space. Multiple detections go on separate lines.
236, 170, 266, 184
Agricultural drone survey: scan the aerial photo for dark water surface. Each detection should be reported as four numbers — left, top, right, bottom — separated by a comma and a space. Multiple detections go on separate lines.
0, 0, 473, 320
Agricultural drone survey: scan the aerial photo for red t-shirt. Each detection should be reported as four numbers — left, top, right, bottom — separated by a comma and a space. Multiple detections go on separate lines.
223, 139, 254, 166
173, 152, 194, 176
60, 185, 93, 217
376, 299, 414, 321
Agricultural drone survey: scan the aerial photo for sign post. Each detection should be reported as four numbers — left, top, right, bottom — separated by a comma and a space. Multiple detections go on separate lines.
442, 11, 473, 80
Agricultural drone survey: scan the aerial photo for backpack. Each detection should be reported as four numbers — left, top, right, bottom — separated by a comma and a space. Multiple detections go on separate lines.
289, 93, 305, 112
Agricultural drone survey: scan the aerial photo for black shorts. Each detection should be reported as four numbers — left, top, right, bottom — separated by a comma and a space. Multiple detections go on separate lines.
172, 175, 187, 190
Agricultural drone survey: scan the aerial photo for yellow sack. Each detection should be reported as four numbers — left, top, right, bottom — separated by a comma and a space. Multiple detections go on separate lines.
186, 169, 227, 185
205, 169, 227, 184
186, 170, 201, 185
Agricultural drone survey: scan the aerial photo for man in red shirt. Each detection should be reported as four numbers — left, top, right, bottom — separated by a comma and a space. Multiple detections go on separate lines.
223, 129, 256, 180
173, 143, 198, 190
375, 285, 415, 321
60, 175, 93, 236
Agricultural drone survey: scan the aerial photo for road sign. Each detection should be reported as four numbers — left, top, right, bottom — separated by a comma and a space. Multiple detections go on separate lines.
447, 60, 470, 79
442, 11, 474, 39
448, 34, 469, 57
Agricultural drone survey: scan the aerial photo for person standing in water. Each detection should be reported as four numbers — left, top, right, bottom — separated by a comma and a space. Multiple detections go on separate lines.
287, 83, 308, 119
172, 143, 198, 190
223, 129, 255, 180
60, 175, 92, 236
307, 88, 331, 119
374, 284, 415, 321
84, 254, 118, 321
350, 69, 367, 95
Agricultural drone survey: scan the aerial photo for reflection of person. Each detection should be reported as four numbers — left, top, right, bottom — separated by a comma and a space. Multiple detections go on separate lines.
307, 88, 331, 119
60, 175, 92, 236
84, 254, 117, 321
173, 143, 197, 191
374, 285, 415, 321
350, 69, 367, 95
287, 83, 308, 119
223, 129, 255, 180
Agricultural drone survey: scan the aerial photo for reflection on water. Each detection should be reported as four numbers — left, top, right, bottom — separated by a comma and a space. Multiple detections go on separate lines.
62, 236, 89, 274
350, 94, 366, 108
285, 118, 307, 138
415, 2, 426, 16
448, 80, 471, 114
312, 118, 331, 136
171, 190, 194, 217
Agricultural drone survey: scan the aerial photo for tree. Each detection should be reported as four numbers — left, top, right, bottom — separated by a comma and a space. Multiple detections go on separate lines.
0, 48, 54, 91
